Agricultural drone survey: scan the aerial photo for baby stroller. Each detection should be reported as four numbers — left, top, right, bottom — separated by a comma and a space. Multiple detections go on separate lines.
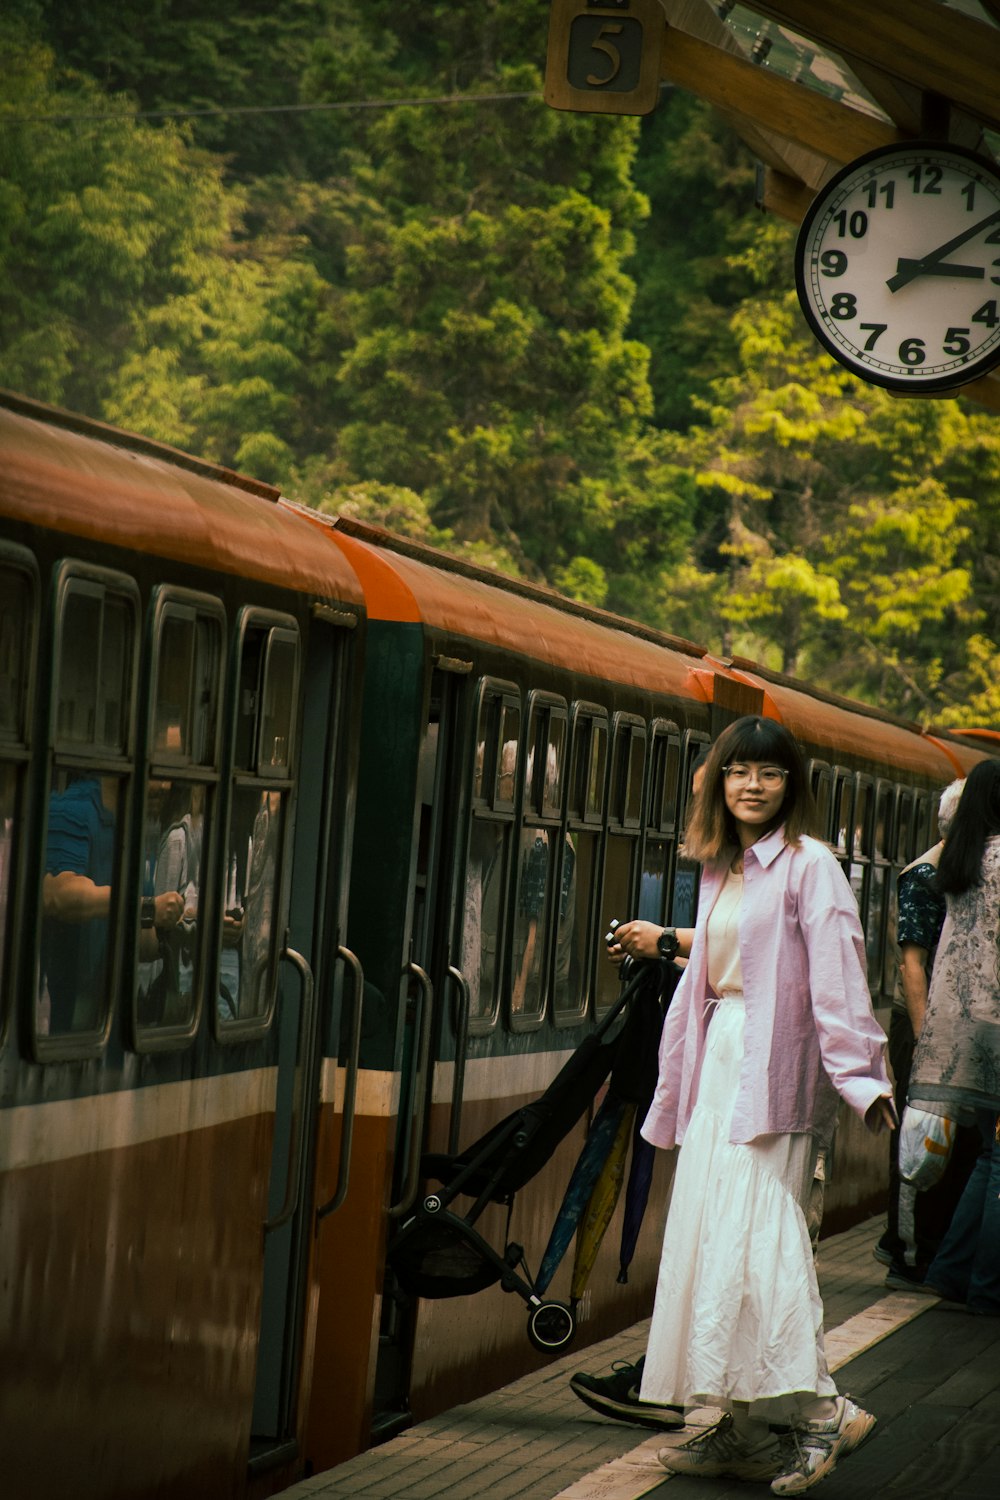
387, 962, 651, 1353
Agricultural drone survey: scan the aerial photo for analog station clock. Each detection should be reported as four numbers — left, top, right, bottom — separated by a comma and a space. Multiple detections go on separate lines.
795, 141, 1000, 393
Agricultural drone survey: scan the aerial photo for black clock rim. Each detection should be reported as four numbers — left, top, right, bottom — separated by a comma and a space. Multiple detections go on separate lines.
794, 139, 1000, 395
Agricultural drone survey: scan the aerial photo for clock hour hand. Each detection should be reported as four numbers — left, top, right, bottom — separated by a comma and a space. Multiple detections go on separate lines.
886, 207, 1000, 292
891, 258, 985, 281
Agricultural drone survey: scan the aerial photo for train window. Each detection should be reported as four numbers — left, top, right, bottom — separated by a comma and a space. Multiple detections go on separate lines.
543, 713, 566, 816
554, 704, 608, 1024
914, 792, 934, 852
647, 722, 681, 837
809, 761, 833, 844
610, 716, 646, 830
894, 790, 914, 866
151, 609, 222, 765
568, 710, 608, 824
640, 723, 681, 927
595, 715, 646, 1015
832, 770, 854, 860
56, 583, 132, 752
867, 781, 896, 992
0, 550, 38, 1039
35, 566, 139, 1057
260, 630, 297, 773
670, 731, 710, 928
217, 612, 299, 1037
136, 594, 225, 1045
463, 680, 520, 1033
848, 775, 873, 923
510, 694, 567, 1030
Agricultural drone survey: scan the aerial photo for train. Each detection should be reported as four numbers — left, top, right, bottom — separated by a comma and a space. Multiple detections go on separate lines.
0, 387, 993, 1499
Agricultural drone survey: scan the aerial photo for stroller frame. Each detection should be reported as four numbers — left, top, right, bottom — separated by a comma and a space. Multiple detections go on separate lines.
387, 966, 647, 1352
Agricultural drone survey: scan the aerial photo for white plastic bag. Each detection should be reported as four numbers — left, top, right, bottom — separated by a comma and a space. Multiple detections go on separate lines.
898, 1103, 956, 1190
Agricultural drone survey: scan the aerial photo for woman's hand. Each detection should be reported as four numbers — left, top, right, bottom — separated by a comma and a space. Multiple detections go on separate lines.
865, 1096, 897, 1133
610, 920, 667, 962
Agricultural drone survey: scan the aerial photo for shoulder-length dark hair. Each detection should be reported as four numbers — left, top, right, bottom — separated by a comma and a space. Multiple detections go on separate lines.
684, 716, 816, 865
936, 758, 1000, 895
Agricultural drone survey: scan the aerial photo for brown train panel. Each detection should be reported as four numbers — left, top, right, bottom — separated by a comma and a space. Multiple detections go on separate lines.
304, 1082, 396, 1474
0, 395, 364, 607
0, 1092, 275, 1500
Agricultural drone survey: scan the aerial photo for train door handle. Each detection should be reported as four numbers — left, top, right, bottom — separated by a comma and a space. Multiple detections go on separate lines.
315, 944, 365, 1227
264, 944, 317, 1234
445, 964, 470, 1156
387, 960, 433, 1219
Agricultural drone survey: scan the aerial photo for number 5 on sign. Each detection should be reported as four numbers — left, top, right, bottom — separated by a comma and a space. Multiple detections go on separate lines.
544, 0, 666, 116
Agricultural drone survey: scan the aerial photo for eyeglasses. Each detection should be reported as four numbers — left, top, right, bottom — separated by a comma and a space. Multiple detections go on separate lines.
722, 763, 789, 789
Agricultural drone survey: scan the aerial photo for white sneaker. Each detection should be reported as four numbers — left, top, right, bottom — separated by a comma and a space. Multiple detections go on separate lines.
660, 1412, 782, 1481
770, 1395, 876, 1494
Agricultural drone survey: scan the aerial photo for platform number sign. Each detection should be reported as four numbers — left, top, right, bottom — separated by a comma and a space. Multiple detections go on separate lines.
544, 0, 665, 116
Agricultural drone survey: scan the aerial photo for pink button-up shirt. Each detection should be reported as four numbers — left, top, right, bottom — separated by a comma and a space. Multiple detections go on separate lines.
641, 826, 891, 1150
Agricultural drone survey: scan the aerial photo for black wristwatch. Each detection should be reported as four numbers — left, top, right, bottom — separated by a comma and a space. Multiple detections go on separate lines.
140, 896, 156, 929
657, 926, 680, 961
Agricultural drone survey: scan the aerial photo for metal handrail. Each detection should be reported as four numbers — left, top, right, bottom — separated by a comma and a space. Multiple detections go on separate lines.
264, 945, 316, 1233
315, 944, 365, 1226
445, 964, 470, 1156
387, 960, 433, 1219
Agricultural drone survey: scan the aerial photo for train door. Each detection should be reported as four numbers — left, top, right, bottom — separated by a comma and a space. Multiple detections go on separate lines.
371, 661, 469, 1440
242, 610, 356, 1479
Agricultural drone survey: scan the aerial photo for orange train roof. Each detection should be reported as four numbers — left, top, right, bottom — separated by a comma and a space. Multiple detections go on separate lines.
308, 514, 712, 705
313, 518, 984, 783
0, 393, 364, 608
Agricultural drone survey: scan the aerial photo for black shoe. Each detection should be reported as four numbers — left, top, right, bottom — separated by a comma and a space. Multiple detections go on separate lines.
872, 1235, 894, 1267
884, 1260, 926, 1290
570, 1356, 685, 1430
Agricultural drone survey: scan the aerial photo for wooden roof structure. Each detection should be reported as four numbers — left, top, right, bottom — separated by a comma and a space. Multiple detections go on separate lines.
649, 0, 1000, 411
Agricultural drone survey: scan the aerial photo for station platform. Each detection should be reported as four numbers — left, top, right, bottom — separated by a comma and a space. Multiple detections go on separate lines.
277, 1216, 999, 1500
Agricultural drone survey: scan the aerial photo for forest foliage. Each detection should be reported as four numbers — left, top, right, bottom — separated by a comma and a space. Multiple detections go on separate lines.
2, 0, 999, 727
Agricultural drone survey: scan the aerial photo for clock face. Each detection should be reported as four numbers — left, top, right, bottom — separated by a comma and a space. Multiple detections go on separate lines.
795, 141, 1000, 392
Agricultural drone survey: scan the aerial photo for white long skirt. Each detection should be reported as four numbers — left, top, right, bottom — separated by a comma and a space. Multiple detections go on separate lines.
639, 996, 837, 1422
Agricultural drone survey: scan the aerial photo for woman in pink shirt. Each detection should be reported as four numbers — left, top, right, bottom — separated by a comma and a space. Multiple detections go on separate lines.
612, 716, 895, 1496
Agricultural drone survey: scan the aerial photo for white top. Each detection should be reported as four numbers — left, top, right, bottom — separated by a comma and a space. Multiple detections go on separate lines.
707, 868, 743, 995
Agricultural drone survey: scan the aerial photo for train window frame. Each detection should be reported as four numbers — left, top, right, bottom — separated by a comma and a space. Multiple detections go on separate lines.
132, 588, 227, 1054
832, 767, 855, 862
463, 678, 521, 1037
848, 772, 874, 928
509, 690, 568, 1034
609, 713, 647, 832
636, 720, 681, 930
808, 760, 834, 846
893, 787, 915, 867
669, 729, 710, 930
553, 702, 610, 1025
594, 713, 648, 1018
914, 790, 935, 852
215, 608, 300, 1044
647, 720, 682, 838
679, 730, 710, 831
0, 544, 39, 1047
867, 778, 897, 997
568, 704, 609, 828
32, 562, 140, 1063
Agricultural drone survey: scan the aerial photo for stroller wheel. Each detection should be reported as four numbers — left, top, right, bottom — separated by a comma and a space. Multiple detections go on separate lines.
526, 1300, 575, 1353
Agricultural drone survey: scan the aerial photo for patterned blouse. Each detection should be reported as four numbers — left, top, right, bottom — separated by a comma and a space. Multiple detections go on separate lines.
910, 835, 1000, 1118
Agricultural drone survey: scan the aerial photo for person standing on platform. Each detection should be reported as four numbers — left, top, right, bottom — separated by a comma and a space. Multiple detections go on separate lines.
908, 758, 1000, 1316
625, 717, 892, 1496
878, 779, 976, 1289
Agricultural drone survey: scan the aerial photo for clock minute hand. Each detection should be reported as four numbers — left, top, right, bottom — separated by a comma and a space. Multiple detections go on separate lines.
886, 207, 1000, 292
891, 259, 984, 281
